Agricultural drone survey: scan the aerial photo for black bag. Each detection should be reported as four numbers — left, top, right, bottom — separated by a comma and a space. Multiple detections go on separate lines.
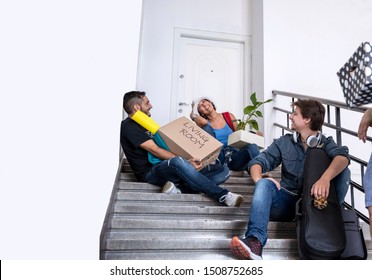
296, 148, 346, 259
340, 207, 368, 260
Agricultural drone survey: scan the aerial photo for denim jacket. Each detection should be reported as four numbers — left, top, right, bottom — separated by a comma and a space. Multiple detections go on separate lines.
247, 133, 350, 195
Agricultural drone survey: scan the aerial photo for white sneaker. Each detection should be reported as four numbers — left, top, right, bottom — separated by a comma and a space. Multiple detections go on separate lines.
162, 181, 181, 194
221, 192, 244, 207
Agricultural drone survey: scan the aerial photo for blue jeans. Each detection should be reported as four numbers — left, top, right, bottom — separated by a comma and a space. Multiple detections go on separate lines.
246, 179, 298, 246
202, 123, 260, 171
364, 153, 372, 208
246, 168, 350, 247
223, 144, 260, 171
144, 156, 231, 201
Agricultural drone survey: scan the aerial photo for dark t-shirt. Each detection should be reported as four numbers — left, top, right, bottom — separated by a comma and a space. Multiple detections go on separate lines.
120, 118, 153, 181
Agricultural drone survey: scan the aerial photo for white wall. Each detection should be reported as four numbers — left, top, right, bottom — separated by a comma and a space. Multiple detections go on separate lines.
261, 0, 372, 146
0, 0, 142, 259
137, 0, 252, 126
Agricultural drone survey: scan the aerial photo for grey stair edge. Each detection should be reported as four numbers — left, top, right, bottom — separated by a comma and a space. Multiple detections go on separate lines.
101, 250, 299, 260
110, 213, 250, 220
113, 204, 250, 215
109, 218, 296, 230
105, 229, 297, 240
104, 238, 298, 250
108, 218, 296, 228
117, 180, 257, 190
115, 192, 253, 203
110, 218, 247, 230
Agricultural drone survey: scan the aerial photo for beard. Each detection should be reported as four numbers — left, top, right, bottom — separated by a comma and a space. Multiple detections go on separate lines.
140, 107, 151, 117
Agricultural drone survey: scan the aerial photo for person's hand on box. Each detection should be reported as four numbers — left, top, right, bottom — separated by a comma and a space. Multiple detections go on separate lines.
188, 157, 203, 171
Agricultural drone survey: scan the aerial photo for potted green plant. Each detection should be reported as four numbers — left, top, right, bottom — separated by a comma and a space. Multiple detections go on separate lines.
228, 92, 273, 149
235, 92, 273, 131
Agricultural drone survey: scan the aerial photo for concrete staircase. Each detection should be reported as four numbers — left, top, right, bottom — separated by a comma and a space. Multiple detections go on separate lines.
100, 159, 372, 260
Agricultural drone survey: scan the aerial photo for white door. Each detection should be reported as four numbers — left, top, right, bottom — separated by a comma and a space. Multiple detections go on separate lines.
172, 30, 251, 121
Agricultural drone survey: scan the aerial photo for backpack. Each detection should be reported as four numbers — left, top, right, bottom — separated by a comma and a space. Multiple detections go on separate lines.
222, 112, 235, 131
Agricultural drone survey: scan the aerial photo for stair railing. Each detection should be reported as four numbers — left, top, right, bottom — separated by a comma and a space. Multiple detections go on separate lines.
272, 90, 371, 224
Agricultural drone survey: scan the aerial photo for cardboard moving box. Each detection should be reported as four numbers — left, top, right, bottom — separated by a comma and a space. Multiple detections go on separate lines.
228, 130, 265, 149
157, 117, 222, 166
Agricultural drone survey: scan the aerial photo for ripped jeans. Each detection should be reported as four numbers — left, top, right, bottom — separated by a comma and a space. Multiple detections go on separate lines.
144, 156, 231, 201
221, 144, 260, 171
201, 124, 260, 171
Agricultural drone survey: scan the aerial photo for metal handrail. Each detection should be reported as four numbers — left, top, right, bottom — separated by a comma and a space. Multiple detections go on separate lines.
272, 90, 367, 113
272, 90, 370, 224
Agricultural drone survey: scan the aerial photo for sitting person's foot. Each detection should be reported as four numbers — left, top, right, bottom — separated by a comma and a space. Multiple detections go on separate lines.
221, 192, 244, 207
230, 236, 263, 260
162, 181, 181, 194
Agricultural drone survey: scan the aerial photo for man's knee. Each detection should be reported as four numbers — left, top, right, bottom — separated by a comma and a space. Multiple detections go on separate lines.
254, 178, 277, 196
167, 156, 187, 167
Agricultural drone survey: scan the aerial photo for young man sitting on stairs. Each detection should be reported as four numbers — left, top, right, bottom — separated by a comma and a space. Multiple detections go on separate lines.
230, 99, 350, 260
120, 90, 244, 207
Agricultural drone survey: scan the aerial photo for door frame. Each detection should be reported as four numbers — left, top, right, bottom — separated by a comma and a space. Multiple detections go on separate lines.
170, 27, 252, 120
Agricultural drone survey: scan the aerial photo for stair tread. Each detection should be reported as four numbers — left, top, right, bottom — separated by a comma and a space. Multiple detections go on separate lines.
102, 249, 299, 260
104, 237, 298, 250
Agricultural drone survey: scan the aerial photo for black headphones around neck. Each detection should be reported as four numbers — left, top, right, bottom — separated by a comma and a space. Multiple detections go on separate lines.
293, 131, 322, 148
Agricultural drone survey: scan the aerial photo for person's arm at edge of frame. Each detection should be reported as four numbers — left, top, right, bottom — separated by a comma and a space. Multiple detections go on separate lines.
358, 108, 372, 143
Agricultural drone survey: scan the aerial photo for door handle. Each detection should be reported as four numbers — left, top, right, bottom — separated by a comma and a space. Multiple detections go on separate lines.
178, 102, 190, 106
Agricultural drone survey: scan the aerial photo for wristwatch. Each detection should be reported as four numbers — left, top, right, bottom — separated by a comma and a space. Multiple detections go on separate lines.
190, 113, 197, 120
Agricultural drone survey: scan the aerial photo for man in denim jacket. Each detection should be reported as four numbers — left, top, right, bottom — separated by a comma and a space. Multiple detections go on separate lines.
230, 99, 350, 260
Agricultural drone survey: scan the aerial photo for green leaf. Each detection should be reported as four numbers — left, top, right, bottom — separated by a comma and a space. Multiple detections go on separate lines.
237, 122, 246, 130
255, 111, 263, 118
236, 92, 273, 132
263, 98, 273, 104
243, 105, 255, 115
250, 92, 258, 105
248, 120, 259, 131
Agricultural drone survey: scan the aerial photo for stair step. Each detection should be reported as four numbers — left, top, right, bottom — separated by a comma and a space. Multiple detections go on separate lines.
104, 237, 297, 250
105, 224, 297, 239
108, 217, 296, 238
115, 191, 253, 205
118, 182, 255, 195
101, 238, 299, 260
110, 217, 248, 230
119, 170, 281, 183
113, 203, 251, 216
